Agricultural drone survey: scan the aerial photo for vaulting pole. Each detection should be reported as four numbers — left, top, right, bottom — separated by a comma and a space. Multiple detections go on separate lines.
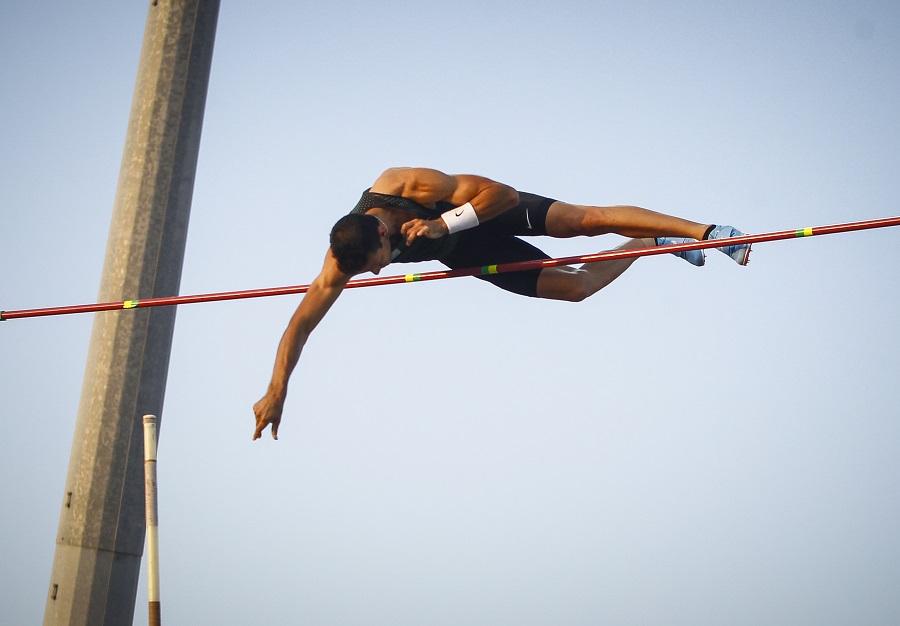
43, 2, 219, 624
5, 216, 899, 322
143, 415, 161, 626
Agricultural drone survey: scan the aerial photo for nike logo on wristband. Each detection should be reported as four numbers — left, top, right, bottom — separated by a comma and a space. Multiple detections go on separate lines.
455, 209, 464, 217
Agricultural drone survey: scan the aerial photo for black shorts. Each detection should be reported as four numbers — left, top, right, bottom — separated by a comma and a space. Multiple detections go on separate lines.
441, 192, 557, 297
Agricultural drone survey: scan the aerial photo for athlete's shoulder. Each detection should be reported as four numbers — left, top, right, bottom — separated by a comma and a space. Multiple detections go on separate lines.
369, 167, 417, 195
370, 167, 460, 206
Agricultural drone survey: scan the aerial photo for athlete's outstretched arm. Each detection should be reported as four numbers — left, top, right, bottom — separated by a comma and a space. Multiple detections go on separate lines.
253, 251, 350, 440
371, 167, 519, 243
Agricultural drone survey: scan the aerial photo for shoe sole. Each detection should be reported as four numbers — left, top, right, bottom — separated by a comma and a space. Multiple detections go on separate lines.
718, 243, 751, 266
710, 227, 751, 266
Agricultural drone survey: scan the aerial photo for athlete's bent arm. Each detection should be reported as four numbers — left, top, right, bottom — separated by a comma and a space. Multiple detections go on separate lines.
372, 167, 519, 243
253, 251, 350, 440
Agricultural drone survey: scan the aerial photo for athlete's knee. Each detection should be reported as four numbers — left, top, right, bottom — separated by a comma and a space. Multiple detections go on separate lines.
580, 206, 618, 236
547, 203, 615, 238
563, 283, 593, 302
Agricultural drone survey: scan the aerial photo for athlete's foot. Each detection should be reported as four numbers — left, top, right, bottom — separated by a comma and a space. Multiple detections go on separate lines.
706, 225, 751, 265
655, 237, 706, 267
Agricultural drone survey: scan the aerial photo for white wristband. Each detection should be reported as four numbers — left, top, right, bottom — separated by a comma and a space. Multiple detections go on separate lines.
441, 202, 479, 234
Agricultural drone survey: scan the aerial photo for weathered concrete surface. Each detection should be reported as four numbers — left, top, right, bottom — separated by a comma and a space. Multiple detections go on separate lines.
45, 1, 219, 624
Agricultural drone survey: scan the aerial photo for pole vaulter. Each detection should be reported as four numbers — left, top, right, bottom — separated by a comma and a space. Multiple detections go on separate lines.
3, 216, 898, 322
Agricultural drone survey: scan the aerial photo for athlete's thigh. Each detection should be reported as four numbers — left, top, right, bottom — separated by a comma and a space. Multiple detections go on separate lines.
483, 192, 556, 237
442, 231, 551, 297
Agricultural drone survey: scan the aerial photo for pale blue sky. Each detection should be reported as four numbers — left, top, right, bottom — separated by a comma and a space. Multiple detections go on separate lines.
2, 1, 899, 625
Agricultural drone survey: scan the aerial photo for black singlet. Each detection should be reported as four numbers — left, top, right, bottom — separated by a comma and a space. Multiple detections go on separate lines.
350, 189, 558, 297
350, 189, 460, 263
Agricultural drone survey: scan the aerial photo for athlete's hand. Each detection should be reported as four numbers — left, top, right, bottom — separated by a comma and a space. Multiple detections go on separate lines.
401, 218, 448, 246
253, 393, 284, 441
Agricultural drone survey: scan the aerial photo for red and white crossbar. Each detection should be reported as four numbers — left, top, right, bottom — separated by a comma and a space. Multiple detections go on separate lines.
3, 216, 899, 322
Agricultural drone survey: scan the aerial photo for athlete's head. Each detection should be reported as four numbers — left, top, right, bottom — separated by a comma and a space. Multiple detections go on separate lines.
329, 213, 390, 275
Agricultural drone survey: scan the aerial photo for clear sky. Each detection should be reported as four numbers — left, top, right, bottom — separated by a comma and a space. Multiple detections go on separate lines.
2, 1, 899, 624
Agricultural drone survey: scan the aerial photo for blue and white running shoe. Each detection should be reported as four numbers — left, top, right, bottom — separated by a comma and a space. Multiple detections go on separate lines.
655, 237, 706, 267
707, 225, 751, 265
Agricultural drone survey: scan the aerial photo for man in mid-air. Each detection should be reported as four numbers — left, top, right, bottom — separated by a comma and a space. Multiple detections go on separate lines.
253, 167, 750, 440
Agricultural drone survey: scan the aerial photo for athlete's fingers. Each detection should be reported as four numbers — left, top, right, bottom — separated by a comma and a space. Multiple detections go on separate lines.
401, 220, 422, 244
253, 412, 269, 439
252, 402, 266, 440
406, 225, 428, 245
402, 219, 446, 244
400, 219, 424, 235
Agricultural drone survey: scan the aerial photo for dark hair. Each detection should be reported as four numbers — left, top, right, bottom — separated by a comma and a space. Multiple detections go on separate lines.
330, 213, 381, 274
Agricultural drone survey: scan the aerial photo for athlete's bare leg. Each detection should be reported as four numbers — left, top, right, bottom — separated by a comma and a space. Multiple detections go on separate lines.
535, 238, 654, 302
545, 201, 710, 240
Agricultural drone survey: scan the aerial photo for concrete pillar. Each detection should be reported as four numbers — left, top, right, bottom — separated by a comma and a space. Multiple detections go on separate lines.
44, 1, 219, 623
